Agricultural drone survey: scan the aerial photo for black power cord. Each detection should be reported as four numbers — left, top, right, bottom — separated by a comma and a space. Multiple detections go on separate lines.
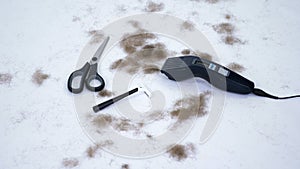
253, 88, 300, 100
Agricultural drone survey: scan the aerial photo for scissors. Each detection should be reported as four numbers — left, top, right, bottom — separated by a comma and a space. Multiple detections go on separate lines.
67, 36, 110, 94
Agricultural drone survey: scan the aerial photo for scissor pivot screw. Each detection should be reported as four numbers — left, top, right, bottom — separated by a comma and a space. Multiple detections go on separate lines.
92, 57, 97, 62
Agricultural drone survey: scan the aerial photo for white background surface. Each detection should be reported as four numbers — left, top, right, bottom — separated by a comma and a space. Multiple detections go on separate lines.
1, 0, 300, 169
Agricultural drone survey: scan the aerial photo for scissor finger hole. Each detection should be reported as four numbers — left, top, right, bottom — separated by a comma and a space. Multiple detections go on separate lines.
71, 76, 83, 89
89, 79, 102, 88
86, 75, 105, 91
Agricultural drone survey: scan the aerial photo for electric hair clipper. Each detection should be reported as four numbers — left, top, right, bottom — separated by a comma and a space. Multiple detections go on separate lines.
161, 55, 300, 99
161, 55, 255, 94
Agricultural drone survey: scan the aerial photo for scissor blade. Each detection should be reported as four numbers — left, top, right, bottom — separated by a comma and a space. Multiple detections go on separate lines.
91, 36, 110, 63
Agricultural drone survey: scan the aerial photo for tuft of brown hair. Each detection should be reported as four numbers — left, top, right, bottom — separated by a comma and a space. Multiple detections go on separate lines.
181, 49, 191, 55
87, 30, 102, 37
113, 118, 136, 131
0, 73, 12, 85
62, 158, 79, 168
192, 50, 213, 61
92, 114, 114, 128
120, 33, 156, 54
168, 145, 187, 160
143, 64, 160, 74
223, 35, 244, 45
167, 143, 196, 161
144, 1, 165, 12
86, 140, 113, 158
146, 134, 153, 139
121, 164, 129, 169
205, 0, 219, 4
226, 62, 245, 72
86, 145, 100, 158
92, 114, 143, 133
170, 109, 180, 117
128, 20, 141, 29
225, 14, 232, 20
87, 30, 104, 44
110, 21, 172, 75
111, 34, 169, 75
170, 92, 211, 122
181, 21, 195, 31
31, 69, 49, 85
180, 49, 213, 61
212, 23, 235, 34
212, 21, 245, 46
110, 59, 124, 70
98, 89, 114, 97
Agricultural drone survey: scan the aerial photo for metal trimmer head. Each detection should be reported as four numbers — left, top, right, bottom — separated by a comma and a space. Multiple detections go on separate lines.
138, 83, 152, 98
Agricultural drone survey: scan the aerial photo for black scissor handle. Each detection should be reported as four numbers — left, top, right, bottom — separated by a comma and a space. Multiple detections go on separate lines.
67, 62, 90, 94
85, 63, 105, 92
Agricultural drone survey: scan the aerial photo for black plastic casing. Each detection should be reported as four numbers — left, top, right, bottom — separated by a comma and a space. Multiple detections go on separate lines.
161, 56, 255, 94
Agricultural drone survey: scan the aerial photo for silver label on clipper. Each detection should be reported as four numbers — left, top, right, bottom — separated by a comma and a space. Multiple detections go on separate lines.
208, 63, 217, 71
218, 67, 230, 77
